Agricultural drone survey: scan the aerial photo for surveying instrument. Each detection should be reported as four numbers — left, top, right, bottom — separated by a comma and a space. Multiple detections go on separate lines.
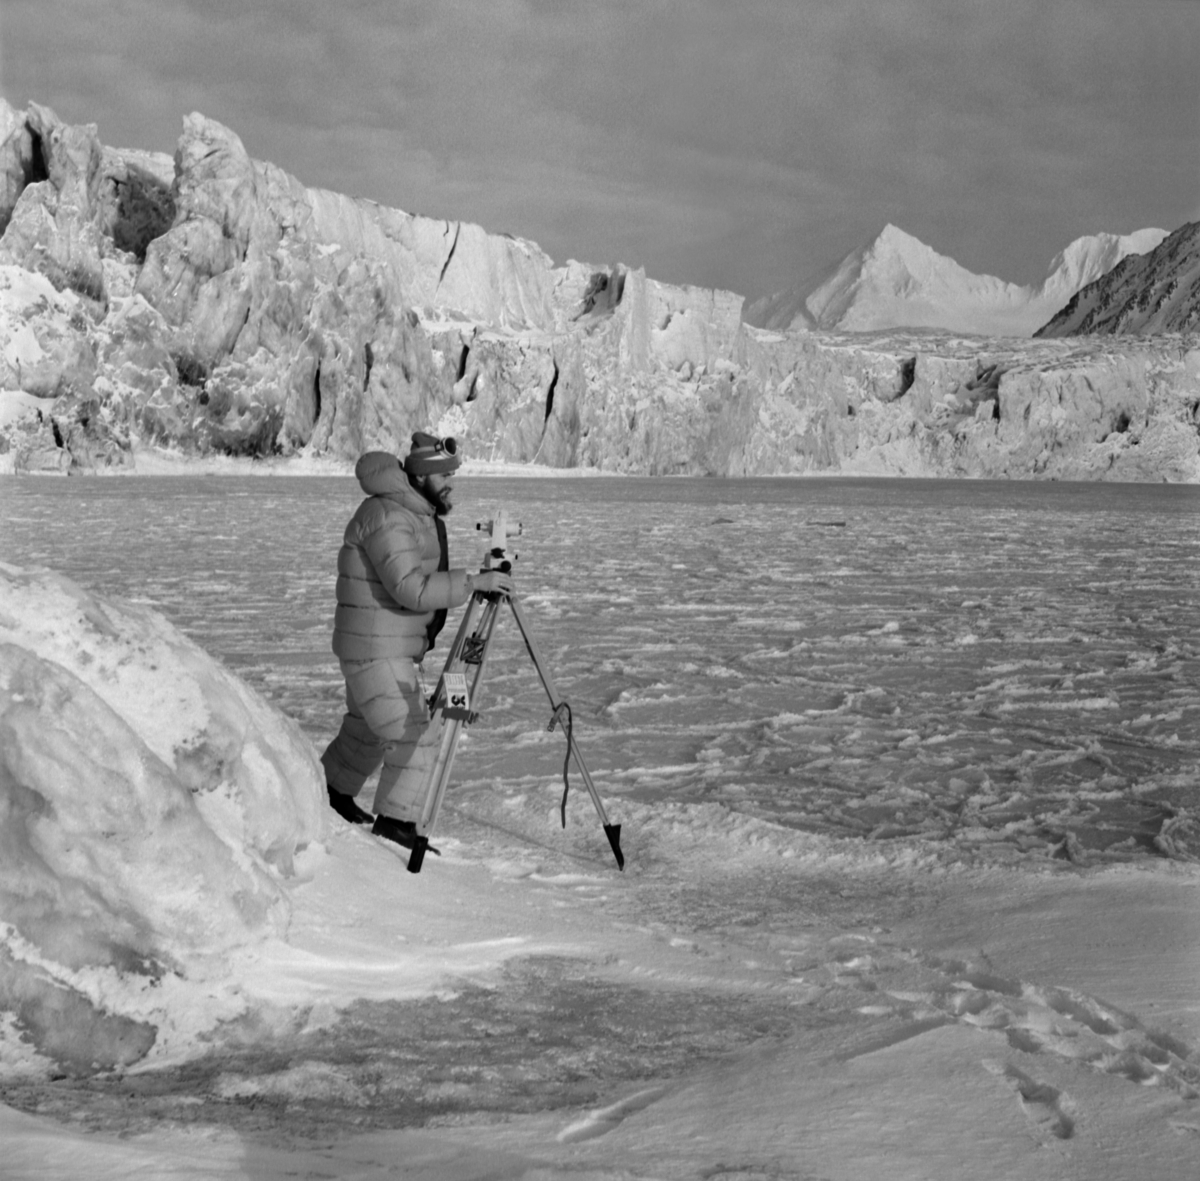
406, 509, 625, 875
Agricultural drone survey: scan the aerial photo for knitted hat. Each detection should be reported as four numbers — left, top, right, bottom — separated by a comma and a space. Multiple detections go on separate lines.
403, 432, 461, 477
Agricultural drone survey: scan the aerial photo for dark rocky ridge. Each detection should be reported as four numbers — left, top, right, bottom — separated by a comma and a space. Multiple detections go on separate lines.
1036, 222, 1200, 338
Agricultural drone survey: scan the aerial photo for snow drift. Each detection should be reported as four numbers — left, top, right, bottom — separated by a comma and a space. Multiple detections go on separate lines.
0, 562, 326, 1075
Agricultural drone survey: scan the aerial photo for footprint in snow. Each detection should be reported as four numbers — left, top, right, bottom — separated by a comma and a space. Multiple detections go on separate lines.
984, 1060, 1077, 1141
911, 954, 1200, 1098
832, 940, 1200, 1099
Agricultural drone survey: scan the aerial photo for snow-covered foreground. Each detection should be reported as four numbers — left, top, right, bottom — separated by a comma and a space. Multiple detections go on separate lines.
3, 791, 1198, 1178
2, 474, 1198, 1179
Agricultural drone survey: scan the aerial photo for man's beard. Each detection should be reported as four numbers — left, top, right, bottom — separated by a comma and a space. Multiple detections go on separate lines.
418, 480, 453, 516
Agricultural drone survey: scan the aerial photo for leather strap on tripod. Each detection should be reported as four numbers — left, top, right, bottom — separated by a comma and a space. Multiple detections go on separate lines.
425, 515, 450, 651
549, 701, 574, 826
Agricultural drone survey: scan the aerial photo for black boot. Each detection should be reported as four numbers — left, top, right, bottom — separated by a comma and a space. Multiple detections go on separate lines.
372, 815, 439, 855
371, 815, 417, 847
327, 784, 374, 825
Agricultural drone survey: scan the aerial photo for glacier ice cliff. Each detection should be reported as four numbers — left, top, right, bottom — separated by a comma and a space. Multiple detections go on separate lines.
0, 98, 1197, 482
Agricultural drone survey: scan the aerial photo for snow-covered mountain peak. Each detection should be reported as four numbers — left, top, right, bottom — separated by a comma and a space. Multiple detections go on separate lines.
745, 223, 1169, 337
865, 223, 959, 275
1041, 228, 1168, 297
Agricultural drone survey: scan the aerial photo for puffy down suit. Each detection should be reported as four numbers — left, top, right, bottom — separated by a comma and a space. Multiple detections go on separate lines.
320, 451, 472, 821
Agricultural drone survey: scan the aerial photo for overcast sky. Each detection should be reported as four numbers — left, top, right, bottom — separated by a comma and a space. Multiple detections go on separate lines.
2, 0, 1197, 299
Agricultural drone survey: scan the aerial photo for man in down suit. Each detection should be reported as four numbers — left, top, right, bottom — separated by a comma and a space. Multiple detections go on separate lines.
321, 432, 512, 848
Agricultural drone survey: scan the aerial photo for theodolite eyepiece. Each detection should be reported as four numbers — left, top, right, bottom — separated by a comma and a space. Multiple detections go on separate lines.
476, 516, 523, 540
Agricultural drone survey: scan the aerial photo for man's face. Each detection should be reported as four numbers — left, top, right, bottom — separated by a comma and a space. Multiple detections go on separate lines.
422, 472, 454, 516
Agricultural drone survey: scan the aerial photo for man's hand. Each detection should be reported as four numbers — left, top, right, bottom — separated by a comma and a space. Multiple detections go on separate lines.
472, 570, 513, 597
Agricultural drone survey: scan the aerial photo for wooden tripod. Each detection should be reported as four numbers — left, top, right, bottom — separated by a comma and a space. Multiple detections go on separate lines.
406, 510, 625, 874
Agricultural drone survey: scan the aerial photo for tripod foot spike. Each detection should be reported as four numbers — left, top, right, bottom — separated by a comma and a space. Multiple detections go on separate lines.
407, 836, 429, 874
604, 823, 624, 871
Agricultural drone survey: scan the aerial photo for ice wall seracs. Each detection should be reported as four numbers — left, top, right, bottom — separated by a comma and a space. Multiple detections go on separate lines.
579, 324, 1200, 481
0, 102, 465, 468
0, 97, 1197, 481
304, 186, 560, 330
0, 102, 110, 307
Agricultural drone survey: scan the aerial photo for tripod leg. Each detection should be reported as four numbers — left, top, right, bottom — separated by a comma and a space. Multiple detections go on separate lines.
407, 592, 504, 873
506, 595, 624, 870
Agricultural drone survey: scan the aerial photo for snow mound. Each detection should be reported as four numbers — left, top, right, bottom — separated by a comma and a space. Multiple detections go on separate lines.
0, 563, 327, 1076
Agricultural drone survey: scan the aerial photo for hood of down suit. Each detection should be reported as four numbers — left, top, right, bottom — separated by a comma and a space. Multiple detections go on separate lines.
331, 452, 470, 662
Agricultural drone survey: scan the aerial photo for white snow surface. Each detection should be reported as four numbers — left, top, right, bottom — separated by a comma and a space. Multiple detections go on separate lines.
1, 485, 1199, 1177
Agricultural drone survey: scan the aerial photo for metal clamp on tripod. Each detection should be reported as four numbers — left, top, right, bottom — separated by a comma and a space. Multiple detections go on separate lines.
406, 508, 625, 875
